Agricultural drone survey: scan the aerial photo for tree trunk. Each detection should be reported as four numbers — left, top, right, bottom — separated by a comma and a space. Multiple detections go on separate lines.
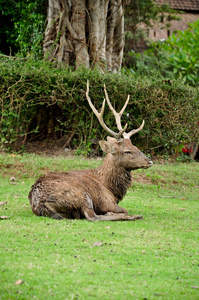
43, 0, 124, 72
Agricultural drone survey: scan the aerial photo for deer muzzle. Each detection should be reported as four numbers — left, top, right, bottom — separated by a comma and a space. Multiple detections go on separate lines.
147, 159, 153, 168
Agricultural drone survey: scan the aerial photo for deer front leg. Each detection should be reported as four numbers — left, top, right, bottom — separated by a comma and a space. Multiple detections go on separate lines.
100, 203, 143, 219
83, 193, 142, 221
97, 200, 129, 215
113, 204, 128, 215
106, 204, 143, 220
105, 212, 143, 220
83, 208, 138, 221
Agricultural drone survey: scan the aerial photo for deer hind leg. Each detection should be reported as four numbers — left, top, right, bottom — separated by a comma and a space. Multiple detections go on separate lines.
50, 213, 64, 219
39, 203, 64, 219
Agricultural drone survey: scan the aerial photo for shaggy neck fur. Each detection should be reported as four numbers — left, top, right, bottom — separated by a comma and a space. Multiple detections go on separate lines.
96, 153, 132, 203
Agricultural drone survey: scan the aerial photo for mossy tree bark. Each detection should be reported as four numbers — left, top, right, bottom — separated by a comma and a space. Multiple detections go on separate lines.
43, 0, 124, 72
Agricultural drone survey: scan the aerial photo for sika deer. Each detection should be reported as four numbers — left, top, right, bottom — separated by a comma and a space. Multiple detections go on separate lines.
29, 81, 153, 221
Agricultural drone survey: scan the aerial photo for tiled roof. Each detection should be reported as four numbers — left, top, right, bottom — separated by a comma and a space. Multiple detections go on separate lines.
156, 0, 199, 11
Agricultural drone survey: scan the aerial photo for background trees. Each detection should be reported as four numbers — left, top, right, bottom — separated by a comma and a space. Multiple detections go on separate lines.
0, 0, 125, 71
0, 0, 46, 58
43, 0, 124, 71
1, 0, 172, 71
0, 0, 179, 72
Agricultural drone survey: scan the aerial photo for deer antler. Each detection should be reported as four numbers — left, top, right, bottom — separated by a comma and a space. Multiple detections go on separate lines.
86, 80, 144, 140
104, 83, 145, 139
86, 80, 127, 140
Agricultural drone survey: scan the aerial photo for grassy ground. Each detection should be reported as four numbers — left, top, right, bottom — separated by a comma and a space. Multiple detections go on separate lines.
0, 153, 199, 300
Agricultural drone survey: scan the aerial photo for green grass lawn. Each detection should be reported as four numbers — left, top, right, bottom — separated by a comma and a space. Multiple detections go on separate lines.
0, 153, 199, 300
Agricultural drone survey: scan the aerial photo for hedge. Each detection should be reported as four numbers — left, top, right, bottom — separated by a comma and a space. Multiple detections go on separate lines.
0, 57, 198, 155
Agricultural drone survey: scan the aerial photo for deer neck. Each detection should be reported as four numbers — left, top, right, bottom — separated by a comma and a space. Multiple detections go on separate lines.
96, 153, 132, 203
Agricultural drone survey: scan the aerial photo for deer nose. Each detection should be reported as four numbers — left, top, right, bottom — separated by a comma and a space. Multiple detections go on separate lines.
147, 160, 153, 167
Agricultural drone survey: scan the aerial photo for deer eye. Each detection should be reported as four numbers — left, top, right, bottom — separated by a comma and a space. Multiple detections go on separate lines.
125, 151, 132, 154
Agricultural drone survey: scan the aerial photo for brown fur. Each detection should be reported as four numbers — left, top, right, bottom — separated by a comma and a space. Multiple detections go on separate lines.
29, 137, 153, 221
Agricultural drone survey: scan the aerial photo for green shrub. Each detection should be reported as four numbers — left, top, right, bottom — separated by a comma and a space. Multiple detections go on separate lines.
0, 57, 198, 155
130, 19, 199, 86
126, 47, 174, 79
161, 20, 199, 86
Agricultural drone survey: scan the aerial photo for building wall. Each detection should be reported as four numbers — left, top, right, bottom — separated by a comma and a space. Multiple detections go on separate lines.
147, 13, 199, 41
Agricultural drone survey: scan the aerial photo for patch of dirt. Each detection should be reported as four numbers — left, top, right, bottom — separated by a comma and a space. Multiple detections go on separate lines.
0, 161, 27, 178
22, 138, 75, 156
131, 174, 153, 185
152, 156, 176, 164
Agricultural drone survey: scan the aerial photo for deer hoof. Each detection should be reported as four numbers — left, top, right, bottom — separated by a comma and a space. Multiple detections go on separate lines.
51, 213, 64, 220
132, 215, 143, 220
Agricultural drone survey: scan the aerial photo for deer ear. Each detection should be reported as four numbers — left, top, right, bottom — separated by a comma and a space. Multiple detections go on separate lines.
107, 136, 117, 143
99, 140, 117, 154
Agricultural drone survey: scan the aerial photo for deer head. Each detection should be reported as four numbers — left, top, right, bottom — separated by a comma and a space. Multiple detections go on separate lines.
86, 80, 153, 170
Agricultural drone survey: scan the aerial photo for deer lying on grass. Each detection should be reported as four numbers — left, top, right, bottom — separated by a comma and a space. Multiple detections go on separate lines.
29, 81, 153, 221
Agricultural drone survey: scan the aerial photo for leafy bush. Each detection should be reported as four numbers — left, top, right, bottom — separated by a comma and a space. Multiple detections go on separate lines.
0, 57, 198, 155
126, 47, 174, 79
131, 19, 199, 86
161, 19, 199, 86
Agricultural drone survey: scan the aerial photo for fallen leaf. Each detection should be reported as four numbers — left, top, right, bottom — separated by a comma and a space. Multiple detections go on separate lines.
15, 279, 24, 285
93, 241, 102, 247
9, 182, 17, 185
0, 216, 9, 219
10, 176, 17, 181
191, 286, 199, 289
0, 201, 7, 207
178, 208, 186, 211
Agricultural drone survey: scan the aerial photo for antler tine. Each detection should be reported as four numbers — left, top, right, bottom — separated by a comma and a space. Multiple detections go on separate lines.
120, 95, 130, 115
86, 80, 125, 140
104, 83, 145, 140
104, 83, 128, 134
123, 120, 145, 139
